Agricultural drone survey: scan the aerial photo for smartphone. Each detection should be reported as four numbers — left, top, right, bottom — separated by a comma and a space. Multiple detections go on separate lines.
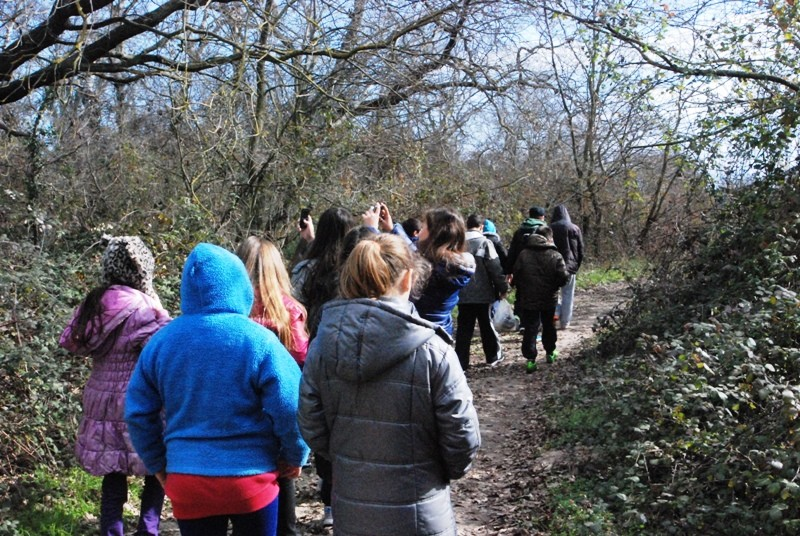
299, 207, 311, 230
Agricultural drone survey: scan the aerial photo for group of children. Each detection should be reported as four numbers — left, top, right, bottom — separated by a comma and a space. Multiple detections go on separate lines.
58, 202, 576, 535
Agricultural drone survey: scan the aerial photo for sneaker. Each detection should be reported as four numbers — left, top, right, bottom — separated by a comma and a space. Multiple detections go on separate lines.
489, 354, 505, 368
322, 505, 333, 527
525, 360, 537, 374
546, 350, 558, 364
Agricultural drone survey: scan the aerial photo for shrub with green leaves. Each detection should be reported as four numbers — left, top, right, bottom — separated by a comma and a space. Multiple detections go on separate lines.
0, 197, 222, 529
547, 172, 800, 534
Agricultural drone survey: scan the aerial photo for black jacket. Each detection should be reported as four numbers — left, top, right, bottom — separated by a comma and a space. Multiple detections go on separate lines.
512, 234, 569, 310
505, 217, 545, 273
460, 231, 509, 304
550, 205, 584, 274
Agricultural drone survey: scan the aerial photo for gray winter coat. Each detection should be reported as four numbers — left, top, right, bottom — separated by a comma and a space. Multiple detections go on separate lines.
459, 230, 509, 304
298, 297, 481, 536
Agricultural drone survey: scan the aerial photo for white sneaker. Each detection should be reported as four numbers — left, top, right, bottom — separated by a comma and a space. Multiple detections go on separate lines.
322, 505, 333, 527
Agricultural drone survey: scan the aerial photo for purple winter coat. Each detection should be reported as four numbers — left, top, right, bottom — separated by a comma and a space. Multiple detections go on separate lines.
60, 285, 170, 476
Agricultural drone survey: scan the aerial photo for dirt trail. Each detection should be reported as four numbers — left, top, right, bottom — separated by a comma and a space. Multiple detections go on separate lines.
160, 283, 629, 535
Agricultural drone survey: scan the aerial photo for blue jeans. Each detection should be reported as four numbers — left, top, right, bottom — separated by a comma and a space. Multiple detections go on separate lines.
176, 497, 279, 536
100, 473, 164, 536
559, 274, 576, 327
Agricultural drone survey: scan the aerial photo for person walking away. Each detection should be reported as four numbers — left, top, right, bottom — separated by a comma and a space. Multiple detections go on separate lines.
412, 208, 475, 335
455, 214, 509, 371
298, 234, 481, 535
291, 207, 356, 340
125, 243, 310, 536
59, 235, 170, 536
237, 237, 309, 536
482, 218, 508, 272
549, 204, 584, 329
511, 225, 569, 373
505, 206, 546, 274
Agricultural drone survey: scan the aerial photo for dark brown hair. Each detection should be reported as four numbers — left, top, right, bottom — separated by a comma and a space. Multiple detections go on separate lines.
417, 208, 466, 266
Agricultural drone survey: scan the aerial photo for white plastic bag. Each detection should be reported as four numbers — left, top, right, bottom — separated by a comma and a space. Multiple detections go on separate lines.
491, 299, 519, 332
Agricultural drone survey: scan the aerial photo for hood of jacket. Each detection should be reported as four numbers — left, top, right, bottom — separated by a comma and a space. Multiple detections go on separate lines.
551, 204, 571, 224
445, 251, 476, 284
520, 217, 546, 231
61, 285, 160, 355
524, 233, 558, 251
180, 243, 254, 316
313, 297, 445, 382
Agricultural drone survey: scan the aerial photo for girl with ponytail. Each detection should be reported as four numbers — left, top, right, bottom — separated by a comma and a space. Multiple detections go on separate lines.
299, 234, 481, 536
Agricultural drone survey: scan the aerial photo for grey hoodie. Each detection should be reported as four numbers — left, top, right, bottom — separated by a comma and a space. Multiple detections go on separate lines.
299, 297, 481, 536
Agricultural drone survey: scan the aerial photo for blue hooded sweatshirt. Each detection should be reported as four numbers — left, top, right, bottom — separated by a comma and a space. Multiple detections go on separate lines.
411, 252, 475, 335
125, 243, 310, 476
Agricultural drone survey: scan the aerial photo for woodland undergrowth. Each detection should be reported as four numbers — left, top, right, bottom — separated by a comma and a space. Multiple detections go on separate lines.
545, 173, 800, 534
0, 199, 217, 534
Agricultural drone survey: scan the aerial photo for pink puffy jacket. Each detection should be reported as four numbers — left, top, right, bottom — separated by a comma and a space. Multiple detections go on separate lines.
60, 285, 170, 476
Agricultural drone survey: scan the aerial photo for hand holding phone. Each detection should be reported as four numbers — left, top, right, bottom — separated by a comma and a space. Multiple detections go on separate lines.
377, 202, 393, 232
299, 208, 311, 230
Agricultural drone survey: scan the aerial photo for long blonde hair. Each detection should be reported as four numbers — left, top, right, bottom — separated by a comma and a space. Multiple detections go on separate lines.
236, 236, 307, 352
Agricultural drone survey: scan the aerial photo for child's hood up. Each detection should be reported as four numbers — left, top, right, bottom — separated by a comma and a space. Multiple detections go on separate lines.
180, 243, 254, 316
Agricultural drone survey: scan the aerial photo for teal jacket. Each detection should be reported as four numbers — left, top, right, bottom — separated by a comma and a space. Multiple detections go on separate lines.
125, 243, 309, 476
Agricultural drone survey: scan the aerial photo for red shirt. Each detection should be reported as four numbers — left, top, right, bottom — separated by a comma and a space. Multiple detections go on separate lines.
165, 472, 280, 520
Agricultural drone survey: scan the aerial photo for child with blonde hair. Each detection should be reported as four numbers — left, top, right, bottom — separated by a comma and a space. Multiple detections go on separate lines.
237, 236, 308, 368
299, 234, 481, 535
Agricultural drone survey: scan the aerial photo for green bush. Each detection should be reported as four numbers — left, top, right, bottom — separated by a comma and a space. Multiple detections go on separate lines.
547, 172, 800, 534
0, 197, 222, 528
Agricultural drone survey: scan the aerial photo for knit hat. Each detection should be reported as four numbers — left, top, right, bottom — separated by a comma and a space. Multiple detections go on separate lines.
483, 219, 497, 233
529, 206, 546, 218
101, 235, 158, 300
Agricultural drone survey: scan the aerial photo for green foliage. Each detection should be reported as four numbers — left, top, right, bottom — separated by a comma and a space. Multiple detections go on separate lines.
0, 198, 221, 528
547, 171, 800, 534
546, 479, 621, 536
0, 241, 88, 475
0, 240, 96, 530
578, 259, 649, 289
2, 467, 101, 536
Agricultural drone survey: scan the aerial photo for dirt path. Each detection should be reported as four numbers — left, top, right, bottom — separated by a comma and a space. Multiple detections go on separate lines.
161, 283, 629, 535
449, 283, 628, 535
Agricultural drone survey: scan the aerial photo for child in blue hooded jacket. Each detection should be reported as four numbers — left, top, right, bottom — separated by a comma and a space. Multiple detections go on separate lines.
125, 243, 310, 536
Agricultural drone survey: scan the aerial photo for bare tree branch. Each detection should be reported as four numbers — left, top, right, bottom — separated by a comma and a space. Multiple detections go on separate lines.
547, 6, 800, 93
